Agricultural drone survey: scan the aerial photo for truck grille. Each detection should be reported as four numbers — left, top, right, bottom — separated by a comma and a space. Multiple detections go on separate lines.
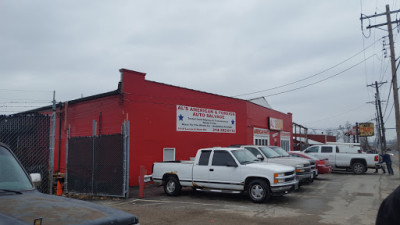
284, 171, 295, 176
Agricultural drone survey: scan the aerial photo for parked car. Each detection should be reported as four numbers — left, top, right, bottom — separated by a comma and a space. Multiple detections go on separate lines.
288, 151, 332, 174
231, 145, 314, 183
0, 142, 139, 225
151, 147, 298, 203
303, 144, 379, 174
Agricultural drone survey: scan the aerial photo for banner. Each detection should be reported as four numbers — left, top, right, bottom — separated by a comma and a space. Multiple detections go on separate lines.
176, 105, 236, 133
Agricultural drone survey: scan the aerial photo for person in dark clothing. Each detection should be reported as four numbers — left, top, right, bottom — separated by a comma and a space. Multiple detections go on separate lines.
375, 154, 386, 173
382, 151, 394, 175
376, 185, 400, 225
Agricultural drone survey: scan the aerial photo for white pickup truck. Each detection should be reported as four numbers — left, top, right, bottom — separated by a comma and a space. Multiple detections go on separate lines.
303, 145, 379, 174
152, 147, 298, 203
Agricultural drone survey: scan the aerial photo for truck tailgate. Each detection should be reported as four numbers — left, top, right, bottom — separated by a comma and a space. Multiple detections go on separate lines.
152, 161, 194, 183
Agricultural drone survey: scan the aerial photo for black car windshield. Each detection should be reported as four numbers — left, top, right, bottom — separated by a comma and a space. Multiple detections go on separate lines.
258, 147, 281, 158
231, 149, 259, 165
269, 146, 290, 157
0, 146, 33, 191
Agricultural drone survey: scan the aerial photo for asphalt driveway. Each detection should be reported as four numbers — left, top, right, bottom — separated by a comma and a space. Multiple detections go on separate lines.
93, 158, 400, 225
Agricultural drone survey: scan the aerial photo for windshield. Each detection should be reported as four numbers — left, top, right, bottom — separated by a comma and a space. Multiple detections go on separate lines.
269, 146, 290, 157
231, 149, 259, 165
259, 146, 281, 158
0, 146, 34, 191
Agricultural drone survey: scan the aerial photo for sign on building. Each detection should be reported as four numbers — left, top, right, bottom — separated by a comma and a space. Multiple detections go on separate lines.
269, 117, 283, 131
253, 128, 270, 146
359, 123, 374, 137
176, 105, 236, 133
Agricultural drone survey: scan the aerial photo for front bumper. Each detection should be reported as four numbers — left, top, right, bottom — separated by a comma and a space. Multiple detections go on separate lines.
295, 172, 313, 182
270, 180, 299, 195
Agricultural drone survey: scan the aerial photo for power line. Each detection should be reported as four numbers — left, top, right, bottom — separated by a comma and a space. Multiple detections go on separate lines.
264, 54, 376, 98
0, 89, 52, 93
233, 39, 383, 98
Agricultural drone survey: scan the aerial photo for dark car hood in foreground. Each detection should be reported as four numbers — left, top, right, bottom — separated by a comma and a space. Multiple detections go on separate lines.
0, 190, 138, 225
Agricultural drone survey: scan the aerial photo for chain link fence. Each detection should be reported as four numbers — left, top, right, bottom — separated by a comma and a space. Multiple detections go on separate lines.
66, 121, 129, 198
0, 113, 51, 193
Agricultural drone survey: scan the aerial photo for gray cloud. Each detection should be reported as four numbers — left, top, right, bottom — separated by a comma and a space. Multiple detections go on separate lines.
0, 0, 397, 139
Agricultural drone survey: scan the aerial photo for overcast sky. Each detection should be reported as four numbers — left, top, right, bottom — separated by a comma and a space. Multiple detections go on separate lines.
1, 0, 399, 141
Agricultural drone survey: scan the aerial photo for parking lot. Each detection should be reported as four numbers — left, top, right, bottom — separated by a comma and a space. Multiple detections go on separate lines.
93, 159, 399, 225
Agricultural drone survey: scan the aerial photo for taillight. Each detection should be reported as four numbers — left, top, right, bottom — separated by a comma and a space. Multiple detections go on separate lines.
375, 155, 379, 161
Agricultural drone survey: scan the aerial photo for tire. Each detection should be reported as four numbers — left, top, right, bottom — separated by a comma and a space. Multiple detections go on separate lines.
248, 179, 270, 203
352, 162, 366, 174
164, 176, 181, 196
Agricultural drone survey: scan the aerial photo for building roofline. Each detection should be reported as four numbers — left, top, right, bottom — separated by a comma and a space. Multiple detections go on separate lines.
21, 89, 121, 114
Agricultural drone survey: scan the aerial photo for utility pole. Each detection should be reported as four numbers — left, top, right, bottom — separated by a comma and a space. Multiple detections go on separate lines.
361, 5, 400, 173
367, 81, 387, 153
376, 111, 382, 151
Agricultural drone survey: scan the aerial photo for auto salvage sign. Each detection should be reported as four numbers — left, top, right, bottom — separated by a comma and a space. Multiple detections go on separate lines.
176, 105, 236, 133
359, 123, 374, 137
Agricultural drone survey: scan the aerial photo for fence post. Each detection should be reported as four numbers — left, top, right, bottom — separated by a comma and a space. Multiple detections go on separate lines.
91, 120, 96, 195
65, 127, 70, 194
122, 121, 130, 198
49, 91, 56, 194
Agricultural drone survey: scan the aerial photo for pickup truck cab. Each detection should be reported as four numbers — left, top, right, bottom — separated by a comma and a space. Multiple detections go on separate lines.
303, 145, 379, 174
233, 145, 314, 183
152, 147, 298, 203
0, 142, 139, 225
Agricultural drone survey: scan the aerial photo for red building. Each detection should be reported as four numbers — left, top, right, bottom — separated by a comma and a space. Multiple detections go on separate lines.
37, 69, 293, 186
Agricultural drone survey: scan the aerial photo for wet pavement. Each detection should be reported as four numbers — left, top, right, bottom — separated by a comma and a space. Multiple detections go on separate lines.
91, 155, 400, 225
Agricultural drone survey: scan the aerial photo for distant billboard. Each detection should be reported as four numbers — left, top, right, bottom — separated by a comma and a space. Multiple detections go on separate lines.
359, 123, 374, 137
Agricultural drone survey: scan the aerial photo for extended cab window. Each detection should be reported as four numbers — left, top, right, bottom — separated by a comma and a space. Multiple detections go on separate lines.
321, 146, 333, 153
212, 151, 236, 166
198, 150, 211, 165
305, 146, 318, 153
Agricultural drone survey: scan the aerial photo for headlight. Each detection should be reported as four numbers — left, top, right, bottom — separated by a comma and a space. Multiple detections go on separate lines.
274, 173, 288, 183
295, 165, 305, 173
274, 173, 285, 177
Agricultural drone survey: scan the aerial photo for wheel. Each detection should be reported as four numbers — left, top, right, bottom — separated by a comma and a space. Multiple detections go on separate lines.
248, 179, 270, 203
352, 162, 366, 174
164, 176, 181, 196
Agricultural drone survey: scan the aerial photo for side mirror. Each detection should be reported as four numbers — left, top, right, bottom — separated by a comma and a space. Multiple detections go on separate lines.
256, 154, 264, 161
30, 173, 41, 187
